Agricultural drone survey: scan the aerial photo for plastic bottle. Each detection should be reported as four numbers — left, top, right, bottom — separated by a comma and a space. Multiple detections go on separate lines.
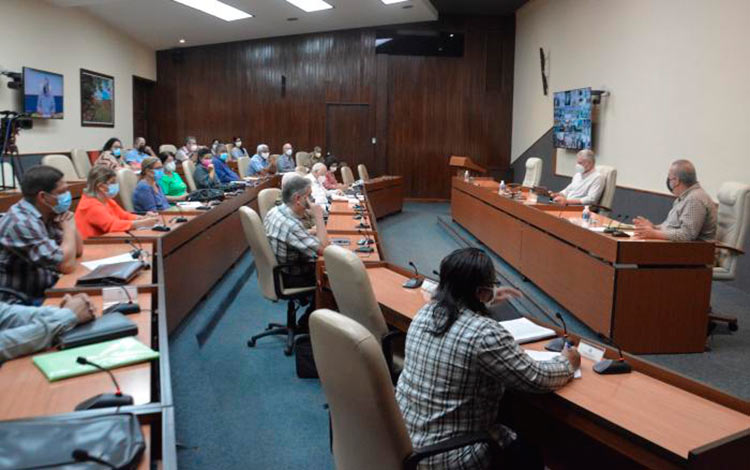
582, 205, 591, 224
499, 180, 507, 194
464, 170, 470, 182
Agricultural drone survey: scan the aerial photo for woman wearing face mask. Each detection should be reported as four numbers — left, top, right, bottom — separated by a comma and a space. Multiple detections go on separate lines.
211, 144, 240, 184
395, 248, 578, 470
133, 157, 171, 213
176, 136, 199, 163
230, 136, 249, 160
210, 139, 220, 156
322, 156, 346, 191
157, 152, 188, 202
309, 146, 324, 166
94, 137, 127, 171
75, 166, 160, 239
193, 148, 221, 190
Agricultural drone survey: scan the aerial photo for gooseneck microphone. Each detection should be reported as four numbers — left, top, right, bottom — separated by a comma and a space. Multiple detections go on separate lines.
72, 449, 117, 469
603, 214, 621, 233
592, 333, 632, 375
355, 228, 374, 253
403, 261, 423, 289
102, 280, 141, 315
545, 312, 573, 352
74, 356, 134, 410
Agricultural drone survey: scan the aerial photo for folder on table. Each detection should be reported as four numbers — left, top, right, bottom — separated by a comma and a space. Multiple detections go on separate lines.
499, 317, 556, 344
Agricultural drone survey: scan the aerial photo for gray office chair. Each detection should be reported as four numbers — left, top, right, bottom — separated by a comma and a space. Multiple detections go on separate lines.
116, 168, 138, 212
341, 166, 355, 186
358, 164, 370, 181
237, 156, 250, 179
310, 309, 501, 470
522, 158, 543, 188
159, 144, 177, 154
258, 188, 281, 220
595, 165, 617, 214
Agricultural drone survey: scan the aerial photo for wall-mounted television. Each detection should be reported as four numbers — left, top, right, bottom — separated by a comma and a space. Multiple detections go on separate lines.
23, 67, 64, 119
553, 87, 592, 150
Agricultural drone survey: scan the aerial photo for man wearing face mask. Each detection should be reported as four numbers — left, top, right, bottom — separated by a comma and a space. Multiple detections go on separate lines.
248, 144, 272, 176
305, 163, 335, 207
176, 136, 199, 163
552, 149, 604, 206
0, 166, 83, 303
124, 137, 156, 170
212, 144, 240, 184
309, 146, 324, 167
276, 143, 296, 173
633, 160, 717, 241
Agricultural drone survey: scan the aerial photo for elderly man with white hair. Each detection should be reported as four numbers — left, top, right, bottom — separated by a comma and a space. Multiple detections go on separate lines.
553, 149, 605, 206
305, 162, 333, 207
248, 143, 272, 176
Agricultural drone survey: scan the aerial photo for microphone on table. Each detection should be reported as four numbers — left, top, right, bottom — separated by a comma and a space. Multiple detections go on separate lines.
124, 231, 144, 260
74, 356, 134, 410
603, 214, 622, 233
72, 449, 117, 469
403, 261, 423, 289
610, 214, 631, 238
355, 228, 374, 253
173, 203, 188, 223
545, 312, 574, 352
102, 280, 141, 315
592, 333, 632, 375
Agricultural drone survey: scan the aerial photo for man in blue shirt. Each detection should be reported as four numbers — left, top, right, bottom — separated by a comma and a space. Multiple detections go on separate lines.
248, 144, 272, 176
276, 143, 296, 173
212, 144, 240, 183
125, 137, 156, 169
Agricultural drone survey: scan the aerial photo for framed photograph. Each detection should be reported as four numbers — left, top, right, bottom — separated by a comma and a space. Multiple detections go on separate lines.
80, 69, 114, 127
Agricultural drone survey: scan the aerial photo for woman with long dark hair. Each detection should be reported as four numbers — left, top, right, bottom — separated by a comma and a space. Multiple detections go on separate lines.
396, 247, 580, 470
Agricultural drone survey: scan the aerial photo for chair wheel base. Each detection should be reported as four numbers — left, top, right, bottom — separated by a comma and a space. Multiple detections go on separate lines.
247, 339, 256, 347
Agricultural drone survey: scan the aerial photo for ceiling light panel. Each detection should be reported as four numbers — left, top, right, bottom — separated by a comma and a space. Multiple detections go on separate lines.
286, 0, 334, 13
382, 0, 409, 4
172, 0, 253, 21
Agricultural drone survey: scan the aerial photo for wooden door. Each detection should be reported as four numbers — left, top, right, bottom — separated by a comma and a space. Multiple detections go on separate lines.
132, 76, 158, 146
325, 104, 375, 176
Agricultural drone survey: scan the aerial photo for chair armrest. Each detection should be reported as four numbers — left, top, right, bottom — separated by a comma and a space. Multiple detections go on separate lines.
272, 262, 317, 298
715, 241, 745, 256
381, 329, 405, 385
0, 287, 32, 306
404, 431, 502, 470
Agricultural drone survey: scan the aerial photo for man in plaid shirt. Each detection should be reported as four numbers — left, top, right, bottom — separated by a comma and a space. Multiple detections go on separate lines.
396, 248, 578, 469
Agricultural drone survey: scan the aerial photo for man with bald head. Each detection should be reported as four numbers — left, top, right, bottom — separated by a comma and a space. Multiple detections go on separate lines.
276, 143, 296, 173
634, 160, 716, 241
553, 149, 605, 206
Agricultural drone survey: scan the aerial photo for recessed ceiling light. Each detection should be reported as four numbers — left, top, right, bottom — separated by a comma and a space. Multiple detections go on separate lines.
449, 33, 454, 38
179, 38, 186, 43
286, 0, 333, 13
172, 0, 253, 22
382, 0, 409, 4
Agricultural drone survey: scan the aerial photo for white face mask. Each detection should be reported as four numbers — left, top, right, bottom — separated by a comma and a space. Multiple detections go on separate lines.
261, 152, 269, 159
285, 149, 293, 156
165, 161, 176, 172
317, 175, 326, 184
235, 141, 242, 147
189, 144, 197, 152
481, 286, 499, 309
575, 163, 585, 174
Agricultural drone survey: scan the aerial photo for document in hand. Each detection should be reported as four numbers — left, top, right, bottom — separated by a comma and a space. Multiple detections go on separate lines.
499, 317, 556, 344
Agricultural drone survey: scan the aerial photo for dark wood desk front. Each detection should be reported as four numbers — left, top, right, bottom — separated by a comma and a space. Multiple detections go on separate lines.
363, 176, 404, 219
451, 177, 714, 354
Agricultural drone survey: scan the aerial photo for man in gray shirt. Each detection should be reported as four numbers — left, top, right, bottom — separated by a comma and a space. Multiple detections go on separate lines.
0, 293, 95, 361
634, 159, 717, 241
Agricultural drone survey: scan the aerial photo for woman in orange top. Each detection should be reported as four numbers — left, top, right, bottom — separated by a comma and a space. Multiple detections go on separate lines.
75, 166, 159, 239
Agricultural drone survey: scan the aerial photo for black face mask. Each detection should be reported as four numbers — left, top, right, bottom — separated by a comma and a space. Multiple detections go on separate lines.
666, 177, 673, 193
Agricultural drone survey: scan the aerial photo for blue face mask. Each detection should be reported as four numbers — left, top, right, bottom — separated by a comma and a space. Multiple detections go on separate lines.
107, 183, 120, 198
49, 191, 72, 214
219, 153, 228, 162
112, 148, 121, 157
154, 169, 165, 180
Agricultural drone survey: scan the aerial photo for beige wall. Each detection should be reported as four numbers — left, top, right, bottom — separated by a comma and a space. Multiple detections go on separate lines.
0, 0, 155, 154
512, 0, 750, 198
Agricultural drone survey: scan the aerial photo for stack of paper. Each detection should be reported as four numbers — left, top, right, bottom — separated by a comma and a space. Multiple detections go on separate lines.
499, 317, 556, 344
81, 253, 137, 271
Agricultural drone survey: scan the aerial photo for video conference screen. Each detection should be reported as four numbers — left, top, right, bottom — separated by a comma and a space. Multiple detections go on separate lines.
23, 67, 64, 119
553, 87, 592, 150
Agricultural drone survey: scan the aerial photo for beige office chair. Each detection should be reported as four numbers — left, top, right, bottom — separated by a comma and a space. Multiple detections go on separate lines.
709, 182, 750, 331
116, 168, 138, 212
237, 156, 250, 179
182, 160, 197, 192
0, 162, 19, 188
295, 166, 309, 176
226, 143, 234, 155
595, 165, 617, 213
357, 164, 370, 181
159, 144, 177, 154
70, 148, 92, 179
258, 188, 281, 220
310, 309, 501, 470
323, 245, 402, 379
239, 207, 316, 355
296, 151, 311, 169
341, 166, 355, 186
522, 157, 543, 188
41, 154, 80, 181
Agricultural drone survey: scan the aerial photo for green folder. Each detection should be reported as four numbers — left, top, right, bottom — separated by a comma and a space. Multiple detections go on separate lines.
32, 337, 159, 382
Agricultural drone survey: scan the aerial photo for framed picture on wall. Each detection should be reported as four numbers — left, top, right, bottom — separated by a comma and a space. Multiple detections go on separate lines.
80, 69, 114, 127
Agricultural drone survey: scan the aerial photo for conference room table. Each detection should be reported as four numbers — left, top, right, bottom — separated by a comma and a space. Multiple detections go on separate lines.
451, 177, 715, 354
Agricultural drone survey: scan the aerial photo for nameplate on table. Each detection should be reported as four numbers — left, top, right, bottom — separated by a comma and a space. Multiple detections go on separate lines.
578, 340, 605, 362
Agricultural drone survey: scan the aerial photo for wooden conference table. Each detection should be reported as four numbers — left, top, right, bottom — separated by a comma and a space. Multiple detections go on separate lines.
363, 175, 404, 219
451, 177, 714, 354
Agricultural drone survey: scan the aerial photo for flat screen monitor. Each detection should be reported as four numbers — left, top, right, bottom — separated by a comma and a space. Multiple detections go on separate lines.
23, 67, 64, 119
553, 87, 592, 150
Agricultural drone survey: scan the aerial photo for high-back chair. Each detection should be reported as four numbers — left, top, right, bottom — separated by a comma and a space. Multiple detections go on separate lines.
0, 162, 19, 189
237, 156, 250, 179
258, 188, 281, 220
41, 154, 79, 181
295, 166, 308, 176
239, 207, 316, 355
182, 160, 197, 192
710, 182, 750, 331
296, 151, 311, 168
70, 149, 92, 179
595, 165, 617, 213
522, 157, 543, 188
310, 309, 501, 470
159, 144, 177, 154
341, 166, 355, 186
116, 168, 138, 212
357, 164, 370, 181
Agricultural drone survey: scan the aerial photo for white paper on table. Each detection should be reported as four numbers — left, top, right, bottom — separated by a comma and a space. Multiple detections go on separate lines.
588, 226, 608, 232
524, 349, 582, 378
499, 317, 556, 344
331, 194, 349, 201
81, 253, 136, 271
176, 201, 204, 209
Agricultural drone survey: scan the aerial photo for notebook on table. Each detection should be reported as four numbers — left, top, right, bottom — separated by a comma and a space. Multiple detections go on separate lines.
57, 312, 137, 349
76, 260, 144, 286
499, 317, 556, 344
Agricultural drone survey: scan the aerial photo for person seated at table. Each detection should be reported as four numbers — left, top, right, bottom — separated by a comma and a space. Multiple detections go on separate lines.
277, 143, 296, 173
552, 149, 604, 206
264, 176, 330, 288
176, 136, 198, 163
75, 166, 159, 239
133, 157, 171, 213
158, 151, 188, 203
231, 136, 249, 160
322, 156, 346, 191
212, 144, 240, 184
94, 137, 127, 171
306, 163, 339, 207
248, 144, 273, 176
396, 247, 579, 470
309, 146, 324, 167
0, 293, 95, 360
634, 160, 717, 241
209, 138, 221, 156
279, 173, 315, 230
0, 165, 83, 304
124, 136, 156, 170
194, 148, 222, 190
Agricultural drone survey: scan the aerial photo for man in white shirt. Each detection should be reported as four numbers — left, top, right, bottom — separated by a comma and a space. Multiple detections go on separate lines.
305, 163, 331, 207
553, 149, 604, 206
